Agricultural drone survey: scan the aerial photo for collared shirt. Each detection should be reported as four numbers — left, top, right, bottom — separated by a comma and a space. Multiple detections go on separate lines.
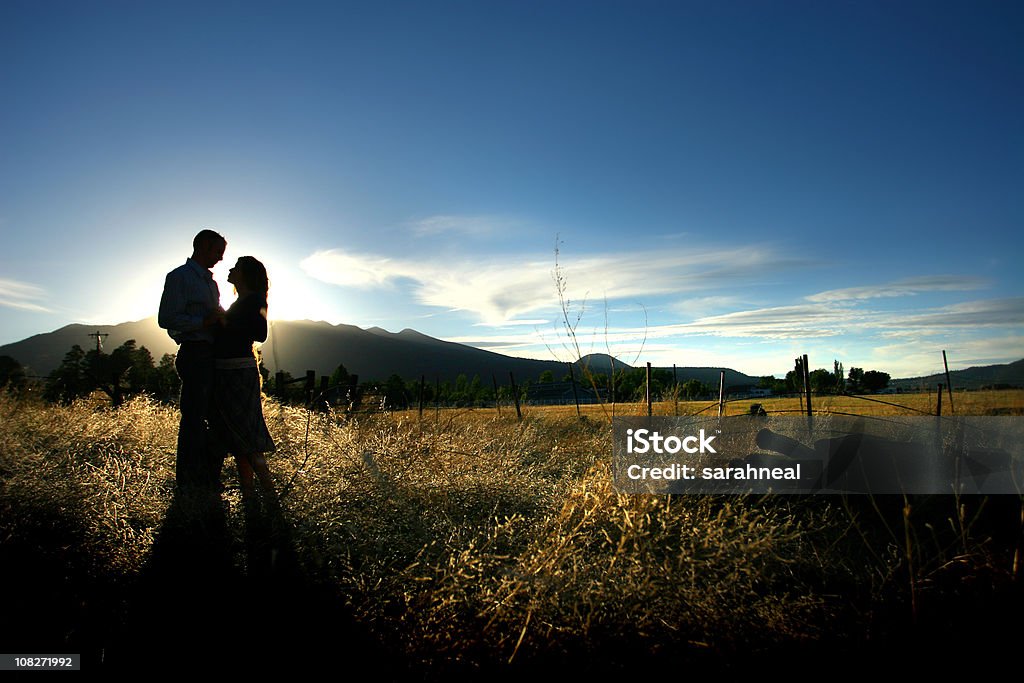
158, 258, 221, 344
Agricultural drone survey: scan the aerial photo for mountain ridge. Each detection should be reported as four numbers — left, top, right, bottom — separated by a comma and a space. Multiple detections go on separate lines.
1, 318, 762, 387
890, 358, 1024, 390
19, 317, 1015, 389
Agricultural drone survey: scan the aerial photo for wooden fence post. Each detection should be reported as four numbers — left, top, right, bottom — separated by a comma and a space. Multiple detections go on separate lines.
646, 362, 653, 416
717, 370, 725, 418
802, 354, 814, 434
418, 375, 425, 420
802, 354, 812, 417
305, 370, 315, 406
509, 371, 522, 422
492, 374, 502, 416
673, 363, 678, 417
794, 357, 803, 413
568, 363, 581, 418
348, 374, 359, 411
942, 350, 954, 415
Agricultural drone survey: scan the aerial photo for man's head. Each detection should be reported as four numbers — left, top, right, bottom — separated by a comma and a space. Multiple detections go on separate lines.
191, 229, 226, 269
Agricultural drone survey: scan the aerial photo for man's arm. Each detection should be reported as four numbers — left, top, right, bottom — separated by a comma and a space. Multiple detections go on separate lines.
158, 270, 204, 333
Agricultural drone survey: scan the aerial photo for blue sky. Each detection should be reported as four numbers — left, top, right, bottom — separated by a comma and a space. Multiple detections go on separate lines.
1, 0, 1021, 378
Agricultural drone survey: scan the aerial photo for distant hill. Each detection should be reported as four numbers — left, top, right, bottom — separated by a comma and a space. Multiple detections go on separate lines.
574, 354, 758, 388
891, 359, 1024, 390
0, 319, 179, 377
261, 320, 571, 382
575, 353, 633, 374
1, 317, 759, 388
657, 366, 759, 388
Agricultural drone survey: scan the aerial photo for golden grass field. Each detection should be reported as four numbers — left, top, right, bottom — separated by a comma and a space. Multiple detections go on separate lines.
415, 388, 1024, 421
1, 390, 1022, 674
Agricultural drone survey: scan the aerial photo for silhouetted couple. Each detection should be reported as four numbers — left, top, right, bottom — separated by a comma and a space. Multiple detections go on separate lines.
158, 229, 279, 535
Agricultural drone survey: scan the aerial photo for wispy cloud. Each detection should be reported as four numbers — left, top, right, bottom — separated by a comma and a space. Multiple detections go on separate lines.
887, 297, 1024, 329
451, 339, 534, 350
876, 329, 949, 339
867, 335, 1024, 379
670, 297, 1023, 341
939, 336, 1024, 367
0, 278, 51, 312
675, 304, 862, 339
301, 245, 803, 324
807, 275, 988, 302
672, 295, 744, 316
299, 251, 412, 288
409, 214, 514, 237
473, 319, 550, 327
427, 294, 1024, 365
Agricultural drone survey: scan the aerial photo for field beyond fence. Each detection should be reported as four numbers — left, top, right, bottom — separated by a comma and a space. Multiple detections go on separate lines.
419, 388, 1024, 421
1, 390, 1022, 674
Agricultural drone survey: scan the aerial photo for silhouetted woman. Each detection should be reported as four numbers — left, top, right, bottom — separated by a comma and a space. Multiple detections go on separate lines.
211, 256, 280, 549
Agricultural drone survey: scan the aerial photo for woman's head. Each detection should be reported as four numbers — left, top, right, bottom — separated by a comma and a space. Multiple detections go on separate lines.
228, 256, 269, 297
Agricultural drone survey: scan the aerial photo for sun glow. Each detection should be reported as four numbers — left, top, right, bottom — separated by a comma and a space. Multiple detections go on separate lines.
90, 247, 339, 329
215, 254, 336, 323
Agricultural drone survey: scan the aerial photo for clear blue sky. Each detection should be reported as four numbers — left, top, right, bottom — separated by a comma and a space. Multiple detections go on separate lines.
1, 0, 1021, 378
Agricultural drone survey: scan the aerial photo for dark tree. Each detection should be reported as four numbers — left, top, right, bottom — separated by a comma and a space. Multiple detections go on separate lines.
43, 341, 163, 406
861, 370, 890, 393
128, 345, 156, 394
809, 368, 837, 394
785, 369, 803, 393
0, 355, 27, 395
85, 339, 141, 407
154, 353, 181, 400
468, 375, 483, 403
614, 368, 647, 401
681, 379, 708, 400
847, 367, 865, 393
757, 375, 788, 394
381, 373, 409, 409
650, 368, 673, 399
44, 345, 89, 404
330, 363, 351, 387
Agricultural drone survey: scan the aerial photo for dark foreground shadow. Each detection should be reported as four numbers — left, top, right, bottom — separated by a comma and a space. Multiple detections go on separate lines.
104, 488, 393, 675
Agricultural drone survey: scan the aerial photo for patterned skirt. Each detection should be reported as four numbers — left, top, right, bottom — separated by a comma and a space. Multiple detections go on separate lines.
211, 357, 276, 455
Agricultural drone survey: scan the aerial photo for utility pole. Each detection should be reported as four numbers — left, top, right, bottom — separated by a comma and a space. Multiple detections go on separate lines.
88, 331, 109, 353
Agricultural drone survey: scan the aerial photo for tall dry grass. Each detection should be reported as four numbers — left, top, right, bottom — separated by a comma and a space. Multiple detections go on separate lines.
1, 392, 1021, 672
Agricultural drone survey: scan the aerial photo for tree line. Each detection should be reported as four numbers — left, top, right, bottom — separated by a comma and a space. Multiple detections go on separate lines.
758, 360, 890, 395
40, 341, 180, 406
302, 365, 725, 409
2, 343, 891, 409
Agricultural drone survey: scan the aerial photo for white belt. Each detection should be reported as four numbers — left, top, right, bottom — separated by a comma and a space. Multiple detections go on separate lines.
216, 357, 257, 370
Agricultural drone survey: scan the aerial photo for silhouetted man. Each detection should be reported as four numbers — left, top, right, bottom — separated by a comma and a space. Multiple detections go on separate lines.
158, 229, 227, 493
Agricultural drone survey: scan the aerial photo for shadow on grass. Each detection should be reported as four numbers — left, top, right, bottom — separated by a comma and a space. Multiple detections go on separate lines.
0, 494, 106, 658
103, 487, 395, 674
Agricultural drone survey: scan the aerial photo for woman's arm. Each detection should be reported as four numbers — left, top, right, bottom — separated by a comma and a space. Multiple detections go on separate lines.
224, 295, 268, 343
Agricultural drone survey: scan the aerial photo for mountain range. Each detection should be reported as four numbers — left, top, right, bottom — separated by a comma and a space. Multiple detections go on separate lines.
0, 317, 761, 386
889, 358, 1024, 390
8, 317, 1017, 390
